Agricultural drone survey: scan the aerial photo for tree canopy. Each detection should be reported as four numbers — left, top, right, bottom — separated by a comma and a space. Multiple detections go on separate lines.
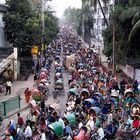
3, 0, 59, 49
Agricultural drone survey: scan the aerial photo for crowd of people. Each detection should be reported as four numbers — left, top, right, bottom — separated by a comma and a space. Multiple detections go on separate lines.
2, 25, 140, 140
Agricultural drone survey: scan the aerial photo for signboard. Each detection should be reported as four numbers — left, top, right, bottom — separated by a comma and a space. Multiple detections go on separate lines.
120, 64, 134, 79
125, 65, 134, 79
31, 46, 38, 54
135, 69, 140, 82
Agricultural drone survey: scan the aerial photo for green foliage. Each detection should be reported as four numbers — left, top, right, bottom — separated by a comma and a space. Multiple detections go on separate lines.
3, 0, 59, 49
103, 0, 140, 64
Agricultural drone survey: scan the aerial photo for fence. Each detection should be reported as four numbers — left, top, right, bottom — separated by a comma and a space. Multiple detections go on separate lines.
0, 95, 20, 117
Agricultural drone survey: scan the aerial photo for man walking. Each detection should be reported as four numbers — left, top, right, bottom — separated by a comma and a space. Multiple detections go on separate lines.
5, 80, 12, 95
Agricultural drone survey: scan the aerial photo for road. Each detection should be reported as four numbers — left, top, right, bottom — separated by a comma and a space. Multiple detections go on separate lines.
1, 44, 69, 139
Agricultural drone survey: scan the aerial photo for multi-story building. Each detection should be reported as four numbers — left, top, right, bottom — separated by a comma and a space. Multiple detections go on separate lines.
91, 0, 115, 46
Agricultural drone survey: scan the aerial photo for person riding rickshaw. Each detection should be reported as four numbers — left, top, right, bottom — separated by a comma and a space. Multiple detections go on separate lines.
123, 89, 138, 114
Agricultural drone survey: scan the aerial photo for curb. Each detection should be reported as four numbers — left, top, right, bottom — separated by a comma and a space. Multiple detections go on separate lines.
3, 105, 29, 119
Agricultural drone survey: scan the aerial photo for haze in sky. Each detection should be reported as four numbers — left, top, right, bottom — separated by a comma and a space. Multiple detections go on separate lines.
48, 0, 82, 18
0, 0, 5, 4
0, 0, 82, 18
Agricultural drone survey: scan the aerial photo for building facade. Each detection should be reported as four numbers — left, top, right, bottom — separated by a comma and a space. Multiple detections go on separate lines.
92, 0, 115, 44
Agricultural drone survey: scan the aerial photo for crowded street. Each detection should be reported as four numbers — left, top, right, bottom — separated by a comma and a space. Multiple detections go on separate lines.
0, 24, 140, 140
0, 0, 140, 140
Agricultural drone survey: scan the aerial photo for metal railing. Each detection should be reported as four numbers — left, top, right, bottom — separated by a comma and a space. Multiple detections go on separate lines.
0, 95, 20, 117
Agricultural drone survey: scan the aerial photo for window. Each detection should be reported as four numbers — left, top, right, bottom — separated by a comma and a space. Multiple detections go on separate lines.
102, 19, 105, 26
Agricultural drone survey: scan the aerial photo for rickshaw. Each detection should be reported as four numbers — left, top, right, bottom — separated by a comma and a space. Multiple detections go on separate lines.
55, 72, 62, 81
110, 90, 119, 107
55, 66, 62, 73
48, 122, 63, 138
84, 98, 95, 109
65, 113, 76, 125
54, 79, 64, 90
50, 103, 61, 111
123, 89, 138, 111
89, 107, 101, 116
68, 88, 78, 98
131, 103, 140, 118
55, 55, 61, 63
80, 88, 90, 99
91, 66, 97, 74
92, 92, 103, 107
32, 89, 41, 102
39, 72, 46, 80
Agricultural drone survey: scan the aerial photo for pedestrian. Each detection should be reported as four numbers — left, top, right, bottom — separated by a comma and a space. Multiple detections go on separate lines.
17, 113, 24, 126
40, 129, 46, 140
24, 121, 32, 140
97, 124, 104, 140
24, 88, 32, 102
5, 80, 12, 95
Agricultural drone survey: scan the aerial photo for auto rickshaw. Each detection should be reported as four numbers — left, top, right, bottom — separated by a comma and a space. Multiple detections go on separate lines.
54, 79, 64, 90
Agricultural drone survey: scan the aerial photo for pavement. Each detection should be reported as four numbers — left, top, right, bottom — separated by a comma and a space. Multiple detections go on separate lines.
0, 74, 34, 118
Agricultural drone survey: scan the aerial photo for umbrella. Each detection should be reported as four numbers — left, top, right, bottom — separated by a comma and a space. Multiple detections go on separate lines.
69, 88, 77, 95
84, 98, 95, 105
65, 113, 76, 125
49, 122, 63, 137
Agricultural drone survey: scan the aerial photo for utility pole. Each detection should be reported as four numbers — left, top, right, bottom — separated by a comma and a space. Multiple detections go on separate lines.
112, 24, 115, 75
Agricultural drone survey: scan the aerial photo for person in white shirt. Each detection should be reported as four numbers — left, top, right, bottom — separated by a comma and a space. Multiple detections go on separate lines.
97, 125, 104, 140
5, 80, 12, 95
40, 129, 46, 140
107, 111, 113, 124
24, 122, 32, 139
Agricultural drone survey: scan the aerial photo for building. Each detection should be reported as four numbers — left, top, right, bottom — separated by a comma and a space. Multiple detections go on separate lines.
0, 4, 19, 83
91, 0, 115, 46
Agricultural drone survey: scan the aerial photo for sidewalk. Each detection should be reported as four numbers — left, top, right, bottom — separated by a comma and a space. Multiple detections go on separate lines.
0, 74, 34, 118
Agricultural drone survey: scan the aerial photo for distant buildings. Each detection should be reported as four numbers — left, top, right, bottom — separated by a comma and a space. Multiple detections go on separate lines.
91, 0, 115, 46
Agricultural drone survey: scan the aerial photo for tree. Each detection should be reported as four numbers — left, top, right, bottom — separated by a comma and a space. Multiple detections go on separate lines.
3, 0, 41, 48
120, 0, 140, 41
